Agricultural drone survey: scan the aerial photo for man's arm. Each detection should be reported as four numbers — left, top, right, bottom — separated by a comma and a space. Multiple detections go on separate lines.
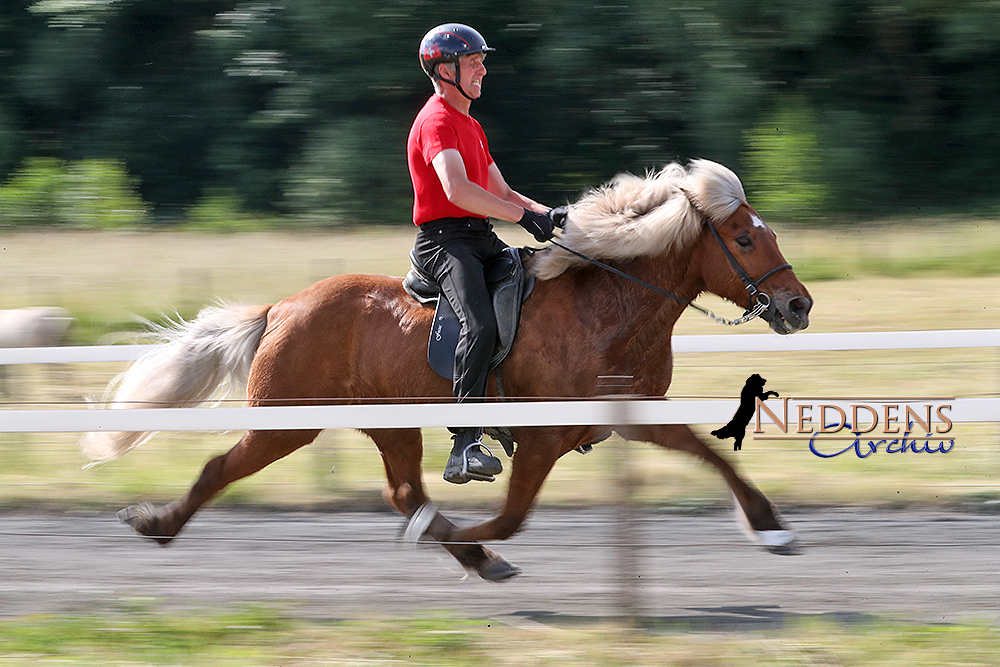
486, 162, 548, 215
431, 148, 558, 242
431, 149, 525, 222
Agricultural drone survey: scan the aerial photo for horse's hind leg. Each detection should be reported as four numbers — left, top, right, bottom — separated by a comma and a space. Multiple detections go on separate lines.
619, 423, 797, 553
120, 428, 321, 544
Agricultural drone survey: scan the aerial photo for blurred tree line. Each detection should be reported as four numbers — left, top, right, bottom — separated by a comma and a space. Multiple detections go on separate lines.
1, 0, 999, 227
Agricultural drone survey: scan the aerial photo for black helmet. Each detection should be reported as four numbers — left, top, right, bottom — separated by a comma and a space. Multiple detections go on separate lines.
419, 23, 494, 99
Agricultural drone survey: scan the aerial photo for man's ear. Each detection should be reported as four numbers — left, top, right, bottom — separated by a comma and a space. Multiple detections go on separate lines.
438, 61, 456, 80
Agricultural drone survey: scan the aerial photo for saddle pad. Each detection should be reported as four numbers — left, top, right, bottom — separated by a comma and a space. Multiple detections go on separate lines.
428, 298, 463, 380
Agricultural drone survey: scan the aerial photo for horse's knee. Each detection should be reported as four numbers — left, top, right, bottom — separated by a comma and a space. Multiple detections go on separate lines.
382, 482, 419, 515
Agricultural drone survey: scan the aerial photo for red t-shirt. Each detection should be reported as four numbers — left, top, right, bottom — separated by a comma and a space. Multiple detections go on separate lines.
407, 95, 494, 225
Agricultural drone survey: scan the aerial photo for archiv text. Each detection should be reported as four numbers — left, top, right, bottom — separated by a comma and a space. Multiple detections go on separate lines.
753, 398, 955, 459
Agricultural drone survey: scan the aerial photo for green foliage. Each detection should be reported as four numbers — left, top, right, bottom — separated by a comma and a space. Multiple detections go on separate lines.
284, 117, 412, 225
0, 157, 61, 226
0, 104, 21, 175
63, 159, 150, 228
185, 188, 276, 232
0, 157, 148, 228
28, 0, 118, 27
743, 97, 830, 222
3, 0, 1000, 223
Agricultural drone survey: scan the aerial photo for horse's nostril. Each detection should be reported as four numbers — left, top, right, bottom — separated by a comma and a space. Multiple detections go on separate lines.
789, 296, 812, 320
788, 296, 812, 315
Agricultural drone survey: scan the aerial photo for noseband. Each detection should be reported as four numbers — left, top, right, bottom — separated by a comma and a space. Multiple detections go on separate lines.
548, 219, 792, 327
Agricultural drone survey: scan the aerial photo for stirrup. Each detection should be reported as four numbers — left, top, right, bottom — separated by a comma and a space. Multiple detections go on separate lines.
444, 442, 501, 484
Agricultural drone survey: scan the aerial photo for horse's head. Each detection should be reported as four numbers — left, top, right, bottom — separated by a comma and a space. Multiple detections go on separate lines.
531, 158, 812, 334
683, 163, 812, 335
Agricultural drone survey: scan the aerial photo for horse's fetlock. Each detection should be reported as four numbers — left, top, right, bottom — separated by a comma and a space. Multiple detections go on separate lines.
744, 504, 783, 533
491, 515, 524, 541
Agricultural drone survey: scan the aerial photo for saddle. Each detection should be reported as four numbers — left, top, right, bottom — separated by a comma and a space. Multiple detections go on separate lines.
403, 247, 535, 381
402, 247, 604, 459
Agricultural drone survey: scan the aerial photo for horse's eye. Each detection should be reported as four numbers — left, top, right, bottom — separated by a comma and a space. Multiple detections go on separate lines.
736, 234, 753, 248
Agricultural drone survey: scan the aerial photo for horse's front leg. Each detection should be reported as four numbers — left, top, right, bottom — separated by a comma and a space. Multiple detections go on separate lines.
372, 428, 519, 580
618, 423, 798, 553
403, 428, 572, 581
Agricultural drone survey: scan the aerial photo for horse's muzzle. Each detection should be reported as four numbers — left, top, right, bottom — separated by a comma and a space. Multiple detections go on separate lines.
762, 292, 812, 335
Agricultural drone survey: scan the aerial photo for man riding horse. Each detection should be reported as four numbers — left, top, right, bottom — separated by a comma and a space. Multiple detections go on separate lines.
408, 23, 566, 484
90, 26, 814, 583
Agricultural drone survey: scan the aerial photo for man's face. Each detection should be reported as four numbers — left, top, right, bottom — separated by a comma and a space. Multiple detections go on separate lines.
456, 52, 487, 98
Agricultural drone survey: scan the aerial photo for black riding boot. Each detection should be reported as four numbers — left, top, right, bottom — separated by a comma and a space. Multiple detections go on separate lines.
443, 428, 502, 484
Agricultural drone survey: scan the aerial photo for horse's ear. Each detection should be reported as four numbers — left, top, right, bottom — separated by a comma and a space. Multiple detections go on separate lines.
678, 186, 706, 218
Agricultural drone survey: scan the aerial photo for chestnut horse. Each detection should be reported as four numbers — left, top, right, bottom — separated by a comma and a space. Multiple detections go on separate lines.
82, 160, 812, 581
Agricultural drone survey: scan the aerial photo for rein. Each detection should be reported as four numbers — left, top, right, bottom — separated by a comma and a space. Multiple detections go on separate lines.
548, 222, 792, 327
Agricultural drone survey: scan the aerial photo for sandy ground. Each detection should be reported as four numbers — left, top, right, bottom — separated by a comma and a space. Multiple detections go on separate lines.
1, 508, 997, 627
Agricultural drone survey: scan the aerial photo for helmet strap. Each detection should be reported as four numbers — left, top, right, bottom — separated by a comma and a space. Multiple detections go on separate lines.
434, 60, 475, 102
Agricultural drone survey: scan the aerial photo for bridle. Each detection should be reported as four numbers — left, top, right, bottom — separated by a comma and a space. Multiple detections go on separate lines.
704, 221, 792, 320
548, 218, 792, 327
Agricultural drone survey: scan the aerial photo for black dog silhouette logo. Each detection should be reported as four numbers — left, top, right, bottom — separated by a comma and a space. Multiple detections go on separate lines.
712, 374, 778, 451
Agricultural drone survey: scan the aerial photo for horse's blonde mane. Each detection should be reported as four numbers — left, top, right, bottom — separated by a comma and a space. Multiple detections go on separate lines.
531, 159, 748, 280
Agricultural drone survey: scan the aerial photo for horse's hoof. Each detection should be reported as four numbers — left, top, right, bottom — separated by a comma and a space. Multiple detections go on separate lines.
401, 502, 438, 543
477, 548, 522, 582
730, 492, 800, 554
117, 503, 174, 546
754, 529, 800, 555
117, 502, 152, 528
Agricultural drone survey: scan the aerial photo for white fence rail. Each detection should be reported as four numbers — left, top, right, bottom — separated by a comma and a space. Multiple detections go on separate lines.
1, 329, 999, 365
0, 330, 997, 433
0, 398, 996, 434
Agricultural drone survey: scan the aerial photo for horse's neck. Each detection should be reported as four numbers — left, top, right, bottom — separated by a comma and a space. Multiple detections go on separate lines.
614, 251, 698, 316
547, 254, 695, 350
628, 257, 698, 344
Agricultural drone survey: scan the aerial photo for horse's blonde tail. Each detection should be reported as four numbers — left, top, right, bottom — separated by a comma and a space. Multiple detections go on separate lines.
79, 303, 271, 465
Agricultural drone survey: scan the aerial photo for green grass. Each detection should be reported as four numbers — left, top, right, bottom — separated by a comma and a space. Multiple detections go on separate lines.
0, 223, 998, 510
777, 219, 1000, 282
2, 607, 1000, 666
0, 605, 290, 666
0, 220, 997, 341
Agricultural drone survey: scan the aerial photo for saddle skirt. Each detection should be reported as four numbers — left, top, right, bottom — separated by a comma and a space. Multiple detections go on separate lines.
402, 247, 535, 380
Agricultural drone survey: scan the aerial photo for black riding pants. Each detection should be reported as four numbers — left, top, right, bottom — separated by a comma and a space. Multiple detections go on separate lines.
413, 217, 509, 405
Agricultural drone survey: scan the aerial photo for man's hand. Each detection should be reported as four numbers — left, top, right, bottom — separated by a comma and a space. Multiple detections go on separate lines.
517, 208, 556, 243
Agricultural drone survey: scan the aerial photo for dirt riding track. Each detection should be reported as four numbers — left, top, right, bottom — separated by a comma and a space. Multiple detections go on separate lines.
2, 508, 997, 626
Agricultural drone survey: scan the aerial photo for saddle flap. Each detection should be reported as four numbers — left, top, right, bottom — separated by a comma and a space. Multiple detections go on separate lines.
428, 298, 462, 380
417, 246, 533, 381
